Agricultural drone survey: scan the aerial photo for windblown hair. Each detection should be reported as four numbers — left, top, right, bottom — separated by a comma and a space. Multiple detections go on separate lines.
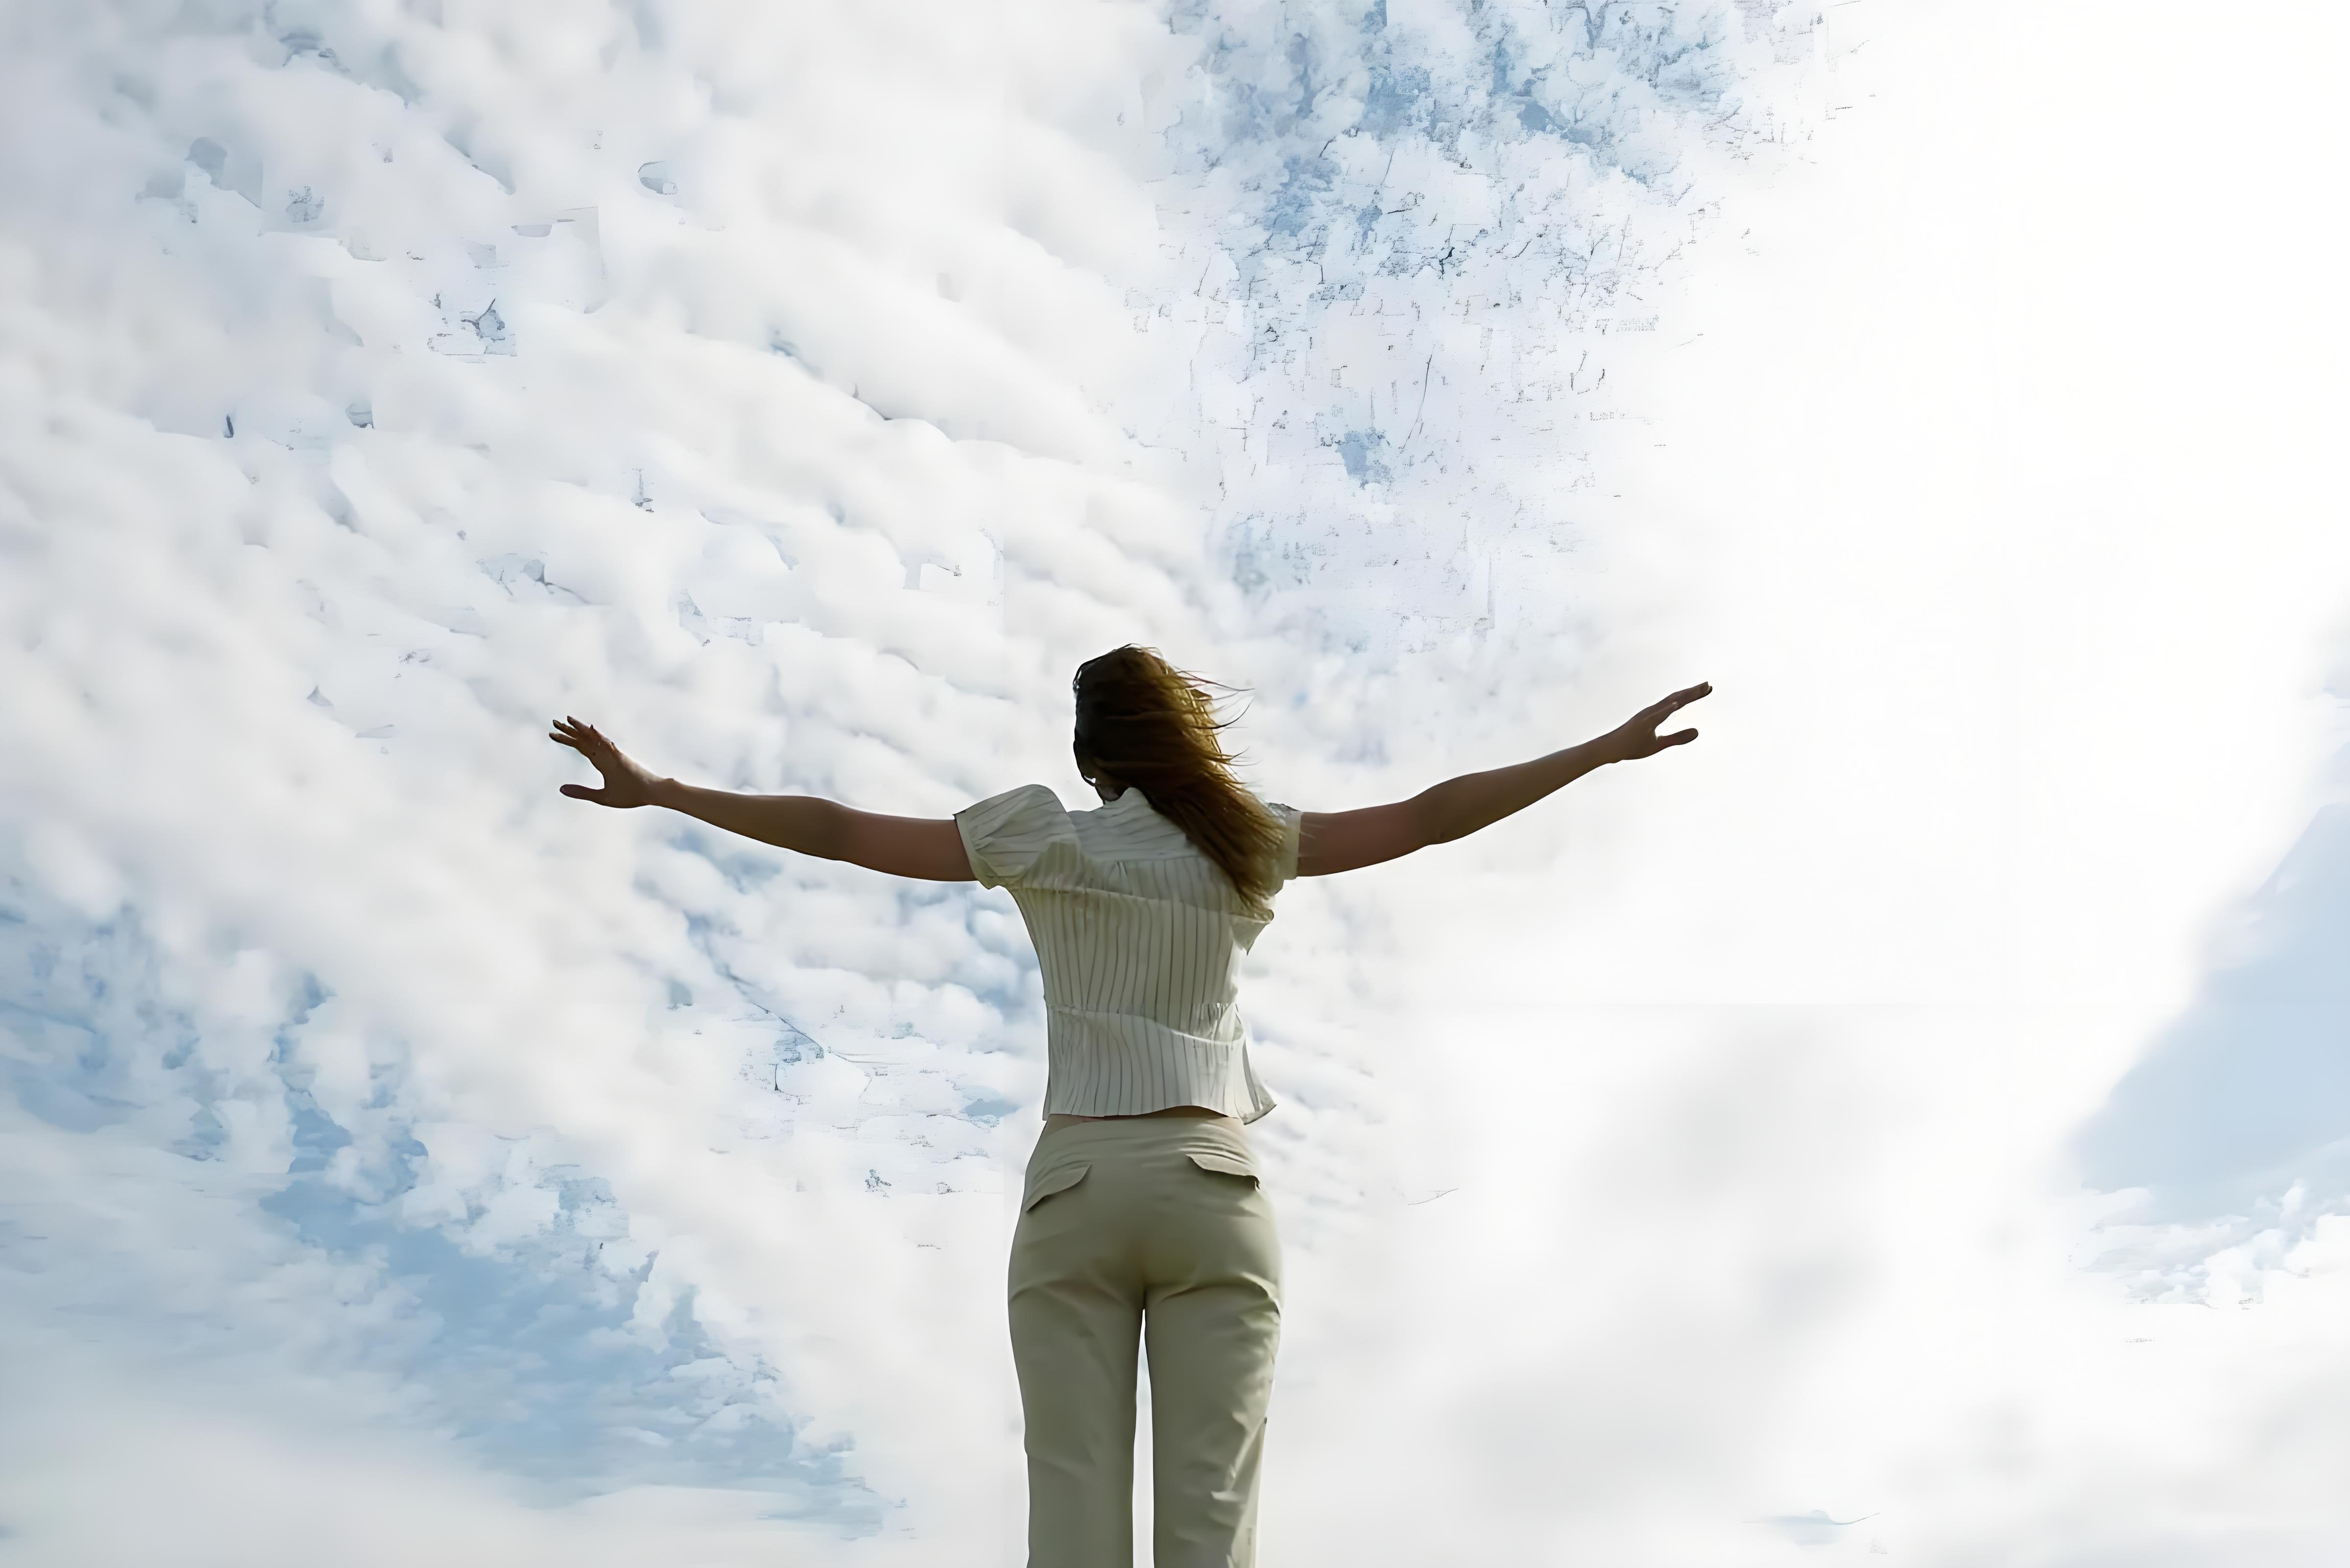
1072, 645, 1287, 910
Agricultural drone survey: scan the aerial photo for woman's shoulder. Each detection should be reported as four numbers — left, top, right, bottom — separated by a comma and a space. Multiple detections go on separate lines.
955, 783, 1078, 890
964, 780, 1067, 816
958, 782, 1076, 845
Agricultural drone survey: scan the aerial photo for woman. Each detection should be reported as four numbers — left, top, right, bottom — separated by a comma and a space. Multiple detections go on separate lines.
552, 645, 1707, 1567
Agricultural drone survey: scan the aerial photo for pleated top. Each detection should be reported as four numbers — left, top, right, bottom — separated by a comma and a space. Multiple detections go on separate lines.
955, 782, 1302, 1125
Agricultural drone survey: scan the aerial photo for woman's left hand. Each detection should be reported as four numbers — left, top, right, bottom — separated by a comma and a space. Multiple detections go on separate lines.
550, 716, 663, 808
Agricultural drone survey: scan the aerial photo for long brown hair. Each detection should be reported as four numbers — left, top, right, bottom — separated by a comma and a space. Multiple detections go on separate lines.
1072, 645, 1286, 909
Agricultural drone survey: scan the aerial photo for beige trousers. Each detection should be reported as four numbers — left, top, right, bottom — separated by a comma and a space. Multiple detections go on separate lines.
1008, 1115, 1283, 1568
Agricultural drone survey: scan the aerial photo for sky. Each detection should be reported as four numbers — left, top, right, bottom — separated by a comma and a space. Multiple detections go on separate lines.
2, 1, 2347, 1564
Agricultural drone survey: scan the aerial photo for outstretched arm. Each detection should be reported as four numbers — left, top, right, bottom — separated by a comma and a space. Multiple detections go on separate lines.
1296, 682, 1709, 877
549, 717, 975, 881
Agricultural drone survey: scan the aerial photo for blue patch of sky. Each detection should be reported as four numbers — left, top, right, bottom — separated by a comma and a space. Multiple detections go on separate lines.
1334, 427, 1392, 484
2076, 789, 2350, 1236
0, 878, 884, 1525
257, 1145, 872, 1515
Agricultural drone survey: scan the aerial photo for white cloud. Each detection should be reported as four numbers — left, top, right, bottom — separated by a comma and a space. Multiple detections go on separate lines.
4, 0, 2348, 1563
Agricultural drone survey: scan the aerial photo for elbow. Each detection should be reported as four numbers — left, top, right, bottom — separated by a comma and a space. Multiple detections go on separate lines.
803, 799, 852, 862
1410, 789, 1459, 848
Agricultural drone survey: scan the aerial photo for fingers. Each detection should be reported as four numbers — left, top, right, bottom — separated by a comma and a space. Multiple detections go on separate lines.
551, 716, 613, 751
1645, 682, 1712, 720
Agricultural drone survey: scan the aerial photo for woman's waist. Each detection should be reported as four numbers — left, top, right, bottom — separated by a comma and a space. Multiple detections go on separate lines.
1032, 1106, 1255, 1174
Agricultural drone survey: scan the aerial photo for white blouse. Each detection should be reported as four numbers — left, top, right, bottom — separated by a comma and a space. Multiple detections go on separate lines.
955, 782, 1302, 1125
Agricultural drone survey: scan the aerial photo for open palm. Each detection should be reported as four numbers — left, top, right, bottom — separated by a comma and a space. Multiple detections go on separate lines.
1611, 682, 1711, 760
549, 715, 661, 808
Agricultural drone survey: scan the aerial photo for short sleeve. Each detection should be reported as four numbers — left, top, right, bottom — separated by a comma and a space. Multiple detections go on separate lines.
955, 783, 1071, 890
1268, 802, 1302, 885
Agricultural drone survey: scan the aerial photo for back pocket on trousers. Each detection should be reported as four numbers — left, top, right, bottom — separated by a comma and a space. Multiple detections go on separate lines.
1022, 1162, 1091, 1212
1184, 1150, 1260, 1188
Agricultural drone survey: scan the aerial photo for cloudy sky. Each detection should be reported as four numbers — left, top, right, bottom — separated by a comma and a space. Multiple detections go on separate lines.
4, 1, 2347, 1564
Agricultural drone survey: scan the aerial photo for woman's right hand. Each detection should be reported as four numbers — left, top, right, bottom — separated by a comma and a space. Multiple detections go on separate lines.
1608, 682, 1711, 761
550, 716, 664, 808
